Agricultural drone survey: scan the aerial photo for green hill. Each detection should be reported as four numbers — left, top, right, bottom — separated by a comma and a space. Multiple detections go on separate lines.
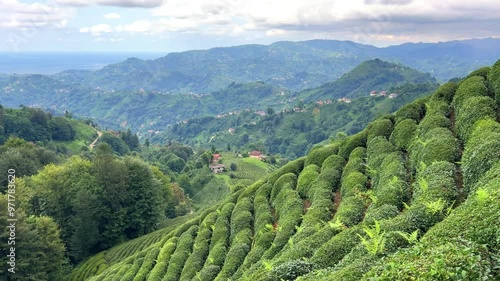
162, 60, 438, 159
301, 59, 436, 101
67, 61, 500, 280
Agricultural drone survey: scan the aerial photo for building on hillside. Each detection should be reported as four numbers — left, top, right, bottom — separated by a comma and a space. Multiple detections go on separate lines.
388, 93, 398, 99
249, 150, 267, 160
370, 91, 378, 96
337, 97, 352, 103
228, 127, 235, 134
210, 164, 226, 174
212, 154, 222, 163
379, 91, 387, 96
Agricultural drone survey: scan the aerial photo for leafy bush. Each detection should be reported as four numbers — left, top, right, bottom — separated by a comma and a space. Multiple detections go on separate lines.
462, 119, 500, 188
163, 225, 198, 281
367, 136, 396, 170
341, 171, 368, 197
271, 173, 297, 201
489, 58, 500, 106
394, 100, 425, 123
453, 76, 489, 113
334, 195, 367, 227
305, 145, 338, 167
417, 114, 451, 136
311, 225, 364, 268
430, 82, 458, 103
268, 158, 304, 184
410, 127, 459, 168
338, 131, 367, 159
363, 240, 494, 281
389, 119, 417, 150
456, 96, 496, 142
270, 260, 316, 281
364, 204, 399, 225
367, 119, 394, 142
342, 156, 365, 177
196, 265, 221, 281
297, 165, 320, 198
321, 154, 346, 173
467, 66, 491, 79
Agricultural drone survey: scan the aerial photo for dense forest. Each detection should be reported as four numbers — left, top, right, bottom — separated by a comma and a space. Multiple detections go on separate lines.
1, 60, 494, 280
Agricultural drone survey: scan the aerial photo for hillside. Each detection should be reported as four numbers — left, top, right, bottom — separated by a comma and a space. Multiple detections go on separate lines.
161, 61, 438, 158
0, 39, 497, 135
68, 61, 500, 280
301, 59, 436, 101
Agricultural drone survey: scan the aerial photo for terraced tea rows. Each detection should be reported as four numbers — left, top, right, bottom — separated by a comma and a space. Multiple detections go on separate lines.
72, 62, 500, 280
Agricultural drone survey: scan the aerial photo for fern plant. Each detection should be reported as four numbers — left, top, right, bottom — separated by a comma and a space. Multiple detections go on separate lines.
357, 220, 386, 256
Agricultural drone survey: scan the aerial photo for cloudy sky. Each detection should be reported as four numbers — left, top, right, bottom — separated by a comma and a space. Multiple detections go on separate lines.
2, 0, 500, 52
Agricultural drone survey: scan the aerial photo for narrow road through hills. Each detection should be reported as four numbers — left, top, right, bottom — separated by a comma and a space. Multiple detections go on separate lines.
89, 130, 103, 149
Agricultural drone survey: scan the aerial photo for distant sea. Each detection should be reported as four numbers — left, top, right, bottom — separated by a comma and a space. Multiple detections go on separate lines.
0, 52, 165, 75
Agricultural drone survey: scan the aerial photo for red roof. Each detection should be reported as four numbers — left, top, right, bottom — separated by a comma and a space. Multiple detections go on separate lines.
249, 151, 262, 156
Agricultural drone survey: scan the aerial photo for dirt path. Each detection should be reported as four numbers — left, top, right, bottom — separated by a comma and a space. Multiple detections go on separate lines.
89, 130, 103, 150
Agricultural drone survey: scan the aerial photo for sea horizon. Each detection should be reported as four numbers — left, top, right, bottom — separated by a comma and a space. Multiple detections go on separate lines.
0, 51, 166, 75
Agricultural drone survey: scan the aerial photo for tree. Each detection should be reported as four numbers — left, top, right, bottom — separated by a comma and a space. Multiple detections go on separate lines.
49, 117, 76, 141
230, 162, 237, 171
145, 138, 150, 147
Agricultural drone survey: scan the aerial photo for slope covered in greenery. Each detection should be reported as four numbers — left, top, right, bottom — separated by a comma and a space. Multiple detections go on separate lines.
70, 61, 500, 280
162, 76, 438, 159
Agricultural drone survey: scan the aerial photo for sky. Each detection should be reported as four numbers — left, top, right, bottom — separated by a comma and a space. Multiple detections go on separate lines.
1, 0, 500, 52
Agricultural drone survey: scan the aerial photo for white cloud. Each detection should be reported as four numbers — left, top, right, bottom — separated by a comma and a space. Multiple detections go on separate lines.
116, 20, 152, 33
103, 13, 121, 20
57, 0, 90, 7
96, 0, 163, 8
80, 23, 113, 35
0, 0, 74, 29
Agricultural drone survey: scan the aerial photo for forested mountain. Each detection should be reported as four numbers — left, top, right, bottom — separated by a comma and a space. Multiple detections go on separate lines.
161, 60, 438, 158
61, 60, 500, 280
0, 38, 499, 135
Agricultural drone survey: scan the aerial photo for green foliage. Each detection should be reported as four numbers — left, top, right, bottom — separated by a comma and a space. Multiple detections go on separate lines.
163, 225, 198, 281
367, 119, 394, 142
394, 100, 425, 123
410, 127, 459, 168
467, 66, 491, 79
305, 144, 338, 167
357, 221, 386, 256
456, 96, 496, 142
338, 131, 367, 159
462, 118, 500, 188
334, 196, 367, 226
364, 240, 494, 281
453, 75, 489, 113
430, 82, 458, 103
389, 119, 417, 150
340, 172, 368, 197
489, 58, 500, 106
268, 158, 304, 184
270, 260, 316, 281
99, 132, 130, 155
296, 164, 320, 198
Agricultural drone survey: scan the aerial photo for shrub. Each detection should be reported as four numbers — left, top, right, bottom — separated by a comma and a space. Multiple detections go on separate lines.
305, 145, 338, 167
394, 100, 426, 124
163, 226, 198, 281
462, 119, 500, 188
349, 147, 366, 159
132, 248, 159, 281
489, 58, 500, 106
363, 240, 494, 281
297, 165, 320, 198
410, 127, 459, 168
467, 66, 491, 79
196, 265, 221, 281
321, 154, 346, 173
341, 172, 368, 197
338, 131, 367, 160
214, 243, 251, 281
367, 119, 394, 142
342, 157, 365, 177
389, 119, 417, 150
456, 96, 497, 142
367, 136, 396, 170
268, 158, 304, 184
430, 82, 458, 104
453, 76, 489, 112
417, 114, 451, 136
271, 173, 297, 201
270, 260, 316, 281
311, 225, 365, 268
334, 195, 367, 227
364, 204, 399, 225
